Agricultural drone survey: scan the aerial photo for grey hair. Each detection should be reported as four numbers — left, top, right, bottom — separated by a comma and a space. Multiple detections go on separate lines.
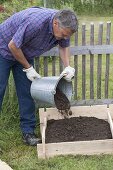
54, 9, 78, 33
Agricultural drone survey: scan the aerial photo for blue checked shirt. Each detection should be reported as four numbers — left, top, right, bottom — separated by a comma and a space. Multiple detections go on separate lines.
0, 7, 70, 60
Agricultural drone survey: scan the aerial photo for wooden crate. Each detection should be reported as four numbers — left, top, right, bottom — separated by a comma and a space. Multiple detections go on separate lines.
37, 104, 113, 159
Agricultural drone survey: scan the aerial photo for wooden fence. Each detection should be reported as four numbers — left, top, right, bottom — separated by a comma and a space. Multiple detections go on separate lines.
34, 21, 113, 106
6, 21, 113, 107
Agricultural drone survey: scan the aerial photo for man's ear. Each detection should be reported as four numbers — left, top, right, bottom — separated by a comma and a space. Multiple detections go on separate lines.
53, 19, 59, 27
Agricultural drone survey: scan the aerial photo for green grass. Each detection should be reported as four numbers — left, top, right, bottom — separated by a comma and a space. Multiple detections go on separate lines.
1, 113, 113, 170
1, 123, 113, 170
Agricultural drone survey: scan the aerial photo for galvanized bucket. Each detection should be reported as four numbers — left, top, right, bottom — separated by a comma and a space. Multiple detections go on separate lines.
30, 75, 73, 107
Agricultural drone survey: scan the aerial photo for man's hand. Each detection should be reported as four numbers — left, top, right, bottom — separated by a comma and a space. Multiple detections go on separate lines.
23, 66, 41, 81
60, 66, 75, 82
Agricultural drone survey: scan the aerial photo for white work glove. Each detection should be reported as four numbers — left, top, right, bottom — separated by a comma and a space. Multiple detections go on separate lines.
23, 66, 41, 81
60, 66, 75, 82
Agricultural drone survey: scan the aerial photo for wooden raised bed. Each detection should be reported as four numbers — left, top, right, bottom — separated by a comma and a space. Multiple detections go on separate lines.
37, 104, 113, 159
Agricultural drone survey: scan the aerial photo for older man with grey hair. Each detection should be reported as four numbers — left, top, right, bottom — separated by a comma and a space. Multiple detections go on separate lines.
0, 6, 78, 146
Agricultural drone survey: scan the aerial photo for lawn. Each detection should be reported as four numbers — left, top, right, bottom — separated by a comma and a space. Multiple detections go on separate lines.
1, 113, 113, 170
1, 15, 113, 170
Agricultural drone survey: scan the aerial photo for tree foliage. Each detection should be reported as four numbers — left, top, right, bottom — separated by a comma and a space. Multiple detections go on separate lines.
0, 0, 113, 16
46, 0, 113, 15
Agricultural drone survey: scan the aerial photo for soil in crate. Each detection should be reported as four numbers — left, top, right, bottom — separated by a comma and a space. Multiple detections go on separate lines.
45, 116, 112, 143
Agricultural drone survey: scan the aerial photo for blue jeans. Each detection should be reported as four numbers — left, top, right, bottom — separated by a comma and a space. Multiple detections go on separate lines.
0, 56, 36, 134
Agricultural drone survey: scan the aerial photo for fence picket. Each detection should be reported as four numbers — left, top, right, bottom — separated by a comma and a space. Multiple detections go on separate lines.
90, 23, 94, 99
105, 21, 111, 98
43, 57, 48, 76
82, 23, 86, 100
74, 31, 78, 100
52, 56, 56, 76
59, 57, 63, 74
97, 22, 103, 99
35, 57, 40, 73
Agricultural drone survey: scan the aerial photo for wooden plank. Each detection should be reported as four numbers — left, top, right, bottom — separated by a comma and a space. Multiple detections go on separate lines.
38, 99, 113, 108
107, 108, 113, 138
35, 57, 40, 73
82, 55, 86, 99
71, 99, 113, 106
39, 104, 113, 121
37, 139, 113, 158
43, 57, 48, 76
74, 31, 78, 100
97, 23, 103, 99
41, 45, 113, 56
105, 55, 110, 98
105, 22, 111, 98
52, 56, 56, 76
74, 55, 78, 100
106, 21, 111, 44
97, 54, 102, 98
40, 110, 47, 134
42, 125, 46, 158
90, 23, 94, 99
41, 116, 47, 159
82, 23, 86, 100
59, 57, 64, 74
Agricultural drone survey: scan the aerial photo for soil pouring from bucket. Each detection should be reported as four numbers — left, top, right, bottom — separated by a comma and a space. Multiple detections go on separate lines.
54, 87, 72, 118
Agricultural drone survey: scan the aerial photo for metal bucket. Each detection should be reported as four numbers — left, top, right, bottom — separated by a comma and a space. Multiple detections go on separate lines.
30, 75, 73, 107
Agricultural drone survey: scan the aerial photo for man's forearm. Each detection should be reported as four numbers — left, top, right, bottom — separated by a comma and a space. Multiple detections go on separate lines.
59, 46, 70, 67
8, 40, 31, 69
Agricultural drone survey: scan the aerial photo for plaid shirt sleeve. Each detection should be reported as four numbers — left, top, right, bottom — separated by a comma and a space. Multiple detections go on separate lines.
12, 19, 40, 48
58, 38, 70, 48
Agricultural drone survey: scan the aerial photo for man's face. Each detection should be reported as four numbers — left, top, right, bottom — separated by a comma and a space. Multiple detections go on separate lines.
53, 19, 73, 40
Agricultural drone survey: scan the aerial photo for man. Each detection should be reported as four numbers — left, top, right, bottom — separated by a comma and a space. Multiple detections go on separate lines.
0, 7, 78, 146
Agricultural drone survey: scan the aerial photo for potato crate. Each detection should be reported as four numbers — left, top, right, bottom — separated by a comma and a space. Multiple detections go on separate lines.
37, 104, 113, 159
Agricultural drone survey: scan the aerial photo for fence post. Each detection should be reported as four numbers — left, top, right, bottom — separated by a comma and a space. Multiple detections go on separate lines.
90, 22, 94, 99
97, 22, 103, 99
52, 56, 56, 76
82, 23, 86, 100
74, 31, 78, 100
105, 21, 111, 98
43, 57, 48, 76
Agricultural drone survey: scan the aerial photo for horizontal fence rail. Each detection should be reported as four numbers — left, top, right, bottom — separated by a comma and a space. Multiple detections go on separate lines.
42, 45, 113, 56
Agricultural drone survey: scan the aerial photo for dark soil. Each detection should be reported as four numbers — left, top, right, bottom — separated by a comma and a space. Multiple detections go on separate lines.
54, 88, 72, 118
45, 116, 112, 143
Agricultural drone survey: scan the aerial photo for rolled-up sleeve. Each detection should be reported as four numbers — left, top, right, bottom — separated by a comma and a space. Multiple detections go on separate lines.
12, 19, 39, 48
58, 38, 70, 48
